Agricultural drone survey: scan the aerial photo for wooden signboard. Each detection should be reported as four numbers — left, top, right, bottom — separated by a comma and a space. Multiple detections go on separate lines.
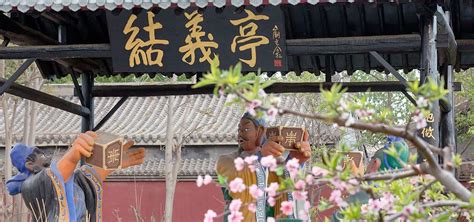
106, 6, 287, 73
266, 126, 305, 151
85, 132, 123, 170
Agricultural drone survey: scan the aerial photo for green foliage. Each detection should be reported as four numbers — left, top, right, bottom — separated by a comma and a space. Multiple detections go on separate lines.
217, 174, 228, 186
455, 69, 474, 143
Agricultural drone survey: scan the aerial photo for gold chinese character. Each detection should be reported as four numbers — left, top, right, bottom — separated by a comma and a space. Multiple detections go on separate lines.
425, 113, 434, 122
421, 127, 435, 140
123, 12, 170, 67
107, 148, 120, 165
272, 25, 280, 39
285, 131, 297, 147
179, 11, 219, 66
230, 9, 270, 67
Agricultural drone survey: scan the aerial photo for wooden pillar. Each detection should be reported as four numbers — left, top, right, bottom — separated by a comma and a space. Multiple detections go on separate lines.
81, 72, 94, 132
441, 65, 456, 172
81, 72, 93, 165
418, 13, 441, 154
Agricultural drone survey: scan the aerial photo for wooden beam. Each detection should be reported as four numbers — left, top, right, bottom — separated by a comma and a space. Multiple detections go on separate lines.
93, 97, 128, 131
0, 59, 35, 95
90, 81, 462, 97
0, 14, 57, 45
287, 34, 426, 55
457, 39, 474, 52
1, 35, 473, 60
369, 51, 417, 105
0, 44, 111, 59
0, 14, 100, 73
0, 77, 90, 117
435, 6, 457, 65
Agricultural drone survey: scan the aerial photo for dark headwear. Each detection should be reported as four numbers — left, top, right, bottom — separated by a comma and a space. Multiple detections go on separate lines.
242, 112, 267, 128
5, 144, 35, 195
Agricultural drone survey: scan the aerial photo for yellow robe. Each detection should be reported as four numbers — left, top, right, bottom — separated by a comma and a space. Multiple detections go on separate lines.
216, 152, 288, 221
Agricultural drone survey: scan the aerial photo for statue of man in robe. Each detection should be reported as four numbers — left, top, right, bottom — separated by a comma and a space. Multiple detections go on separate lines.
216, 113, 312, 221
5, 131, 145, 222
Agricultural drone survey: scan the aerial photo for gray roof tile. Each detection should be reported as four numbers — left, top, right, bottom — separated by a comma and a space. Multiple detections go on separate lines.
0, 86, 340, 147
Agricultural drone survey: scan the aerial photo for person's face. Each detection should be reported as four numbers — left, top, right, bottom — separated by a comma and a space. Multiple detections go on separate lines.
237, 118, 264, 153
25, 152, 51, 174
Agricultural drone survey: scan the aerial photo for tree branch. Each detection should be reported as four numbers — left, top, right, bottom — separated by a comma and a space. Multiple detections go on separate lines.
234, 91, 473, 201
362, 169, 420, 181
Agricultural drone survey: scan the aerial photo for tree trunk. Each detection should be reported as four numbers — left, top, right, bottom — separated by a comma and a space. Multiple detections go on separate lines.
164, 96, 176, 222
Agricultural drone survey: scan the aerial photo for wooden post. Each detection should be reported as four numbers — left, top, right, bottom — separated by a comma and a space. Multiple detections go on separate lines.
441, 65, 456, 173
81, 72, 93, 165
81, 72, 94, 133
418, 13, 441, 156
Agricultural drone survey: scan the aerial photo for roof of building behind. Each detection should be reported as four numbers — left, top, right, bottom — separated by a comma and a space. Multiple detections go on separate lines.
0, 85, 339, 146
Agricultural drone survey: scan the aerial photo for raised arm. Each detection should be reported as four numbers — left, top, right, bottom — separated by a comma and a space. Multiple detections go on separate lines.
56, 131, 97, 182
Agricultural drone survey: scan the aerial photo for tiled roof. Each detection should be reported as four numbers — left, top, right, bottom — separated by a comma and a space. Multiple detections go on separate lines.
0, 86, 339, 146
0, 0, 375, 12
108, 158, 217, 180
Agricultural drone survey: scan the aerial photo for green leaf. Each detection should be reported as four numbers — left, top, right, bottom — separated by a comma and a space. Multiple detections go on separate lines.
317, 199, 332, 212
453, 154, 462, 167
217, 174, 227, 186
275, 166, 284, 176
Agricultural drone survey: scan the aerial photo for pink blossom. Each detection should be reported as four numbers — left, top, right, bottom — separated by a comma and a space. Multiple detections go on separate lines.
312, 166, 329, 177
249, 184, 264, 199
218, 88, 225, 96
270, 97, 281, 106
292, 191, 308, 201
361, 204, 368, 214
298, 210, 309, 220
234, 157, 244, 171
330, 179, 348, 192
267, 197, 276, 207
244, 155, 258, 165
402, 204, 417, 216
258, 89, 267, 98
280, 201, 294, 216
368, 199, 382, 212
266, 107, 278, 122
339, 100, 349, 111
294, 180, 306, 190
305, 201, 311, 210
244, 155, 258, 172
228, 211, 244, 222
409, 177, 418, 185
348, 179, 359, 186
416, 97, 429, 108
226, 94, 237, 103
265, 182, 279, 197
267, 217, 276, 222
355, 109, 375, 118
204, 209, 217, 222
412, 109, 427, 129
229, 178, 246, 193
261, 155, 277, 171
305, 175, 314, 185
345, 115, 356, 127
196, 175, 204, 187
286, 158, 300, 179
203, 174, 212, 185
329, 189, 342, 202
246, 100, 262, 116
381, 192, 396, 209
229, 199, 242, 212
329, 190, 348, 208
248, 203, 256, 213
